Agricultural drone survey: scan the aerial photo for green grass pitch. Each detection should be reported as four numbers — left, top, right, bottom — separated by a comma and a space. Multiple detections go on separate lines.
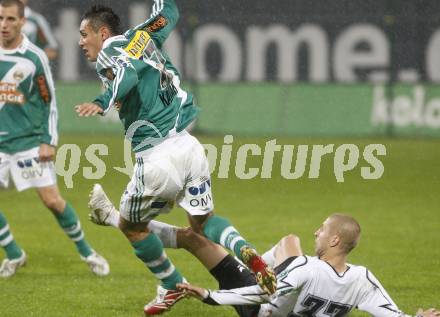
0, 134, 439, 316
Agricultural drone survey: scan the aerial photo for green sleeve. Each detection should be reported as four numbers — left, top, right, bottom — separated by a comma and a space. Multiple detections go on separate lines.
96, 49, 139, 113
93, 88, 112, 114
125, 0, 179, 48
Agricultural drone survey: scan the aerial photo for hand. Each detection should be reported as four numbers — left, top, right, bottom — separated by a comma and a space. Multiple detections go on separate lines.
417, 308, 440, 317
39, 143, 55, 162
177, 283, 208, 301
75, 103, 103, 117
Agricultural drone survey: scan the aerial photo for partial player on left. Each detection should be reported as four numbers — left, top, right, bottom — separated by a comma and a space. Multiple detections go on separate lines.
0, 0, 109, 278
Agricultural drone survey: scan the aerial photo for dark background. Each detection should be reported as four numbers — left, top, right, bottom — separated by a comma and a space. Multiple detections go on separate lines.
32, 0, 440, 82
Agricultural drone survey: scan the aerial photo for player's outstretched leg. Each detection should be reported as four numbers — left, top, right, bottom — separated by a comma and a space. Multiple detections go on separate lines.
0, 211, 26, 278
202, 215, 277, 294
88, 185, 179, 249
119, 218, 186, 315
37, 186, 109, 276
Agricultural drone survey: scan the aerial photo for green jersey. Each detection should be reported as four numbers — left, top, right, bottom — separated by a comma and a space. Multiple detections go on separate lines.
93, 0, 198, 152
22, 7, 58, 50
0, 35, 58, 154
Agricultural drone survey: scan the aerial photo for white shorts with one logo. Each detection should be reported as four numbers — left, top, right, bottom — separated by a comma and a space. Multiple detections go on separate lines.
0, 147, 57, 192
120, 130, 214, 223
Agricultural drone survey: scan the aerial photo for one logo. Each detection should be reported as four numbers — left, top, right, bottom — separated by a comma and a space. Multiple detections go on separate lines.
0, 81, 25, 105
16, 157, 39, 169
188, 179, 211, 196
111, 55, 132, 68
124, 30, 151, 59
188, 179, 213, 208
36, 75, 51, 103
13, 70, 24, 82
144, 15, 168, 33
17, 157, 43, 179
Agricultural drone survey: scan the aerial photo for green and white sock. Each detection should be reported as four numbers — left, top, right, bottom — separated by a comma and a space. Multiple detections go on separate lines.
54, 203, 93, 258
203, 215, 251, 261
0, 211, 23, 260
132, 233, 183, 290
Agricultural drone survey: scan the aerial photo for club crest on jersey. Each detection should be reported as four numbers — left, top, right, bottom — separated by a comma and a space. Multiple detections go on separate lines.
143, 15, 168, 33
124, 30, 151, 59
0, 82, 25, 105
13, 70, 24, 82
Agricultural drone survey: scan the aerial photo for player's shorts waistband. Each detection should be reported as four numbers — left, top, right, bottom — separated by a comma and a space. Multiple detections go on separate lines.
134, 129, 189, 159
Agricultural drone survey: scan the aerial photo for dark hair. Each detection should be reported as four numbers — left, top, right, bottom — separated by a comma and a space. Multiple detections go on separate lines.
0, 0, 25, 17
82, 5, 121, 35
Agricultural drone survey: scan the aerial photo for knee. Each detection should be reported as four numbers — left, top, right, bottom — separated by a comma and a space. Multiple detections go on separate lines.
42, 195, 65, 212
280, 234, 301, 248
275, 233, 303, 258
119, 221, 149, 242
190, 213, 212, 234
177, 227, 208, 253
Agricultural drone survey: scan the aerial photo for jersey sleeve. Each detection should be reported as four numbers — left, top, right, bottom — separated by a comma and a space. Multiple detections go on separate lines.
95, 48, 139, 114
204, 256, 309, 311
125, 0, 179, 48
35, 51, 58, 146
260, 256, 309, 316
93, 87, 113, 114
203, 284, 271, 306
357, 270, 411, 317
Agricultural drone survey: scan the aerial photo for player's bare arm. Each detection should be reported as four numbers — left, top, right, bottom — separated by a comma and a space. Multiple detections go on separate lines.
417, 308, 440, 317
75, 103, 103, 117
38, 143, 55, 162
177, 283, 208, 300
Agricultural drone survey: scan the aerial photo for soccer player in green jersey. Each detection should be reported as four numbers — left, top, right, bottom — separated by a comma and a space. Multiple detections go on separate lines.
20, 0, 58, 60
75, 1, 276, 315
0, 0, 108, 277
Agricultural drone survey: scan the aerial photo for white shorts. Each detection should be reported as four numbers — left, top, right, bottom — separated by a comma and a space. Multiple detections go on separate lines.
120, 130, 214, 223
0, 147, 57, 192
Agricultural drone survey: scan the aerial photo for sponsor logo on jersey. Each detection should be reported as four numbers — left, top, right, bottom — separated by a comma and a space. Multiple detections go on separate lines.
36, 75, 51, 103
143, 15, 168, 33
0, 82, 25, 105
111, 55, 132, 68
124, 30, 151, 59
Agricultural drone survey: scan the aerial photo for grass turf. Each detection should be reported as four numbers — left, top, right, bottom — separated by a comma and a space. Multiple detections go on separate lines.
0, 134, 439, 316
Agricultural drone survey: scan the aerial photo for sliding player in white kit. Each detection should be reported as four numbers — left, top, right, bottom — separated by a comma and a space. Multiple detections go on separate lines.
178, 214, 439, 317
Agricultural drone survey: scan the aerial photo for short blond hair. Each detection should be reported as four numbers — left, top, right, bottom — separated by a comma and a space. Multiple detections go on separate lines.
328, 213, 361, 254
0, 0, 24, 17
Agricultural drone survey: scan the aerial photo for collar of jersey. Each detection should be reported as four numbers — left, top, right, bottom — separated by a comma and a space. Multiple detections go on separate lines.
103, 35, 127, 49
0, 33, 30, 54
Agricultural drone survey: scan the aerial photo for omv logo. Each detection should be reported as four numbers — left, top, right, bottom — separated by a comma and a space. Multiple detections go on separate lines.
188, 178, 211, 196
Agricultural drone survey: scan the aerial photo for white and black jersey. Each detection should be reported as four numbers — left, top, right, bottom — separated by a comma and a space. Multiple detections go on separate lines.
205, 256, 411, 317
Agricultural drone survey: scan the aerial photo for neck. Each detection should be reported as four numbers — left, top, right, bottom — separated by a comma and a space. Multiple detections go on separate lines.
320, 253, 348, 273
1, 33, 23, 50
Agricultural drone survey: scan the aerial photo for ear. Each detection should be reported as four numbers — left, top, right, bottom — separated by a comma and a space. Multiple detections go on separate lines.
99, 26, 111, 42
329, 235, 340, 248
19, 16, 26, 27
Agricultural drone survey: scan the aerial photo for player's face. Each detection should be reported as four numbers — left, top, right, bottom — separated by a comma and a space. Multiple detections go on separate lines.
0, 5, 25, 49
78, 19, 104, 62
314, 218, 333, 257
